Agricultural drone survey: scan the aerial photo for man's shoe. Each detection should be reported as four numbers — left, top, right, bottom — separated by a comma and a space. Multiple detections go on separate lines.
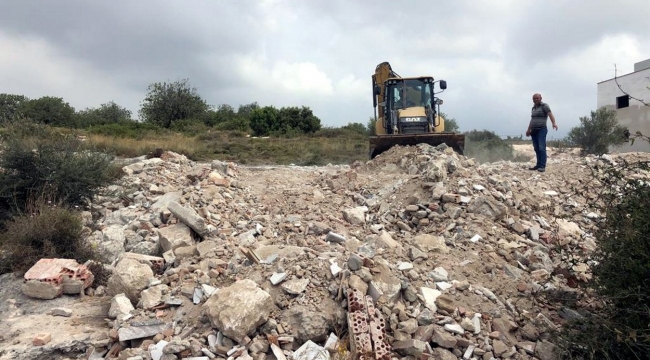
537, 168, 545, 172
528, 166, 539, 170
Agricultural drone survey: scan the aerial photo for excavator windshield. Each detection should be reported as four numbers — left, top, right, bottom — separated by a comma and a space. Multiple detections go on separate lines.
390, 79, 433, 109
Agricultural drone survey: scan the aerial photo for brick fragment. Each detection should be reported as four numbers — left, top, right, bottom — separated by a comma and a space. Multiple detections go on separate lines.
33, 333, 52, 346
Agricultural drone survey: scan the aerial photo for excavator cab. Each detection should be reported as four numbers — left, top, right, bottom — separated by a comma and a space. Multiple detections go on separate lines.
369, 62, 463, 159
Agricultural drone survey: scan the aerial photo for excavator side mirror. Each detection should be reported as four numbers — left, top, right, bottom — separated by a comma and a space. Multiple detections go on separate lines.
439, 80, 447, 90
374, 85, 381, 95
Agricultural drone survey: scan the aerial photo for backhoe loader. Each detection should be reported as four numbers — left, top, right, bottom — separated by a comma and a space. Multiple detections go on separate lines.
369, 61, 465, 159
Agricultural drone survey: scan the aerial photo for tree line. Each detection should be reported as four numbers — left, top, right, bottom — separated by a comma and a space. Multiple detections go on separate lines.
0, 77, 630, 156
0, 79, 325, 137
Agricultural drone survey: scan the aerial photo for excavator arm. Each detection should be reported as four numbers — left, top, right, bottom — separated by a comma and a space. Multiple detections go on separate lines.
372, 62, 400, 128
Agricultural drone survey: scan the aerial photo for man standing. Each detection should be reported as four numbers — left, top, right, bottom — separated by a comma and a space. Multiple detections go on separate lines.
526, 93, 558, 172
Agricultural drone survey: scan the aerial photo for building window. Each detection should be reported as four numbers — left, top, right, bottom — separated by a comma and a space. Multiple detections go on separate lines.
616, 95, 629, 109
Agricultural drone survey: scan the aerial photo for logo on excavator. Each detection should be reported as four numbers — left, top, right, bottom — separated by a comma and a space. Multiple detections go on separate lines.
402, 117, 423, 122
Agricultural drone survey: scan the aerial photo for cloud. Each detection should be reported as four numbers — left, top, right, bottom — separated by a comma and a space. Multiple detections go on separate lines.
0, 0, 648, 135
0, 32, 141, 112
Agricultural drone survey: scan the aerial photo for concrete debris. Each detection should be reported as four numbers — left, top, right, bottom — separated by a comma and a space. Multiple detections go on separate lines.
203, 279, 274, 342
3, 147, 646, 360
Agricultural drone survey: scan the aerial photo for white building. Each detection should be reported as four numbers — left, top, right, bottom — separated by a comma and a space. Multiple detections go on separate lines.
597, 58, 650, 153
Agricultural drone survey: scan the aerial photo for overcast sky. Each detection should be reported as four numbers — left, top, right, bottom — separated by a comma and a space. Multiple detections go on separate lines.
1, 0, 649, 138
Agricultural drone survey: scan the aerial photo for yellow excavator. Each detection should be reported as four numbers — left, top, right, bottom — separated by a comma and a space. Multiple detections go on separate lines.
369, 61, 465, 159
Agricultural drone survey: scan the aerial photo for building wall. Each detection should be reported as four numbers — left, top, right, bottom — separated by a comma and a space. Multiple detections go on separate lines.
597, 67, 650, 153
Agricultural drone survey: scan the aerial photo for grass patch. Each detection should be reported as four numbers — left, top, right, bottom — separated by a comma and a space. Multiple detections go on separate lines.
81, 130, 369, 165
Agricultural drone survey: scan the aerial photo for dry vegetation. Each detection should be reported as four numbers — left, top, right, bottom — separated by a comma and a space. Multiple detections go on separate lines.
81, 129, 370, 165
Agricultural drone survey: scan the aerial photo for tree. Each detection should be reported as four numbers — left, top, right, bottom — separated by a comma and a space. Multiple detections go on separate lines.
566, 107, 629, 155
439, 112, 459, 132
367, 117, 376, 135
237, 102, 260, 119
277, 106, 321, 134
139, 79, 209, 128
249, 105, 321, 136
0, 94, 29, 124
20, 96, 75, 127
77, 101, 132, 127
249, 106, 279, 136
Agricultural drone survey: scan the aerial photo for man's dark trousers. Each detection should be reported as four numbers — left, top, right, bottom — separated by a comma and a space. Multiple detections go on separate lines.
531, 127, 547, 169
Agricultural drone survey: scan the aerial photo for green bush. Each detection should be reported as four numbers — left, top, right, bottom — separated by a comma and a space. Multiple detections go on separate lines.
169, 118, 210, 136
566, 107, 629, 155
0, 93, 29, 124
0, 201, 94, 274
20, 96, 76, 127
554, 157, 650, 359
313, 126, 368, 139
367, 117, 376, 135
0, 123, 118, 223
463, 129, 525, 163
139, 79, 210, 128
213, 117, 250, 132
75, 101, 133, 127
249, 105, 322, 136
87, 121, 163, 139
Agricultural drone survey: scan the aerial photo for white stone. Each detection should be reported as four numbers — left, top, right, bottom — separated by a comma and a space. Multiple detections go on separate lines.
420, 287, 442, 311
444, 323, 465, 335
293, 340, 330, 360
270, 272, 287, 285
330, 261, 342, 276
436, 282, 452, 291
470, 234, 482, 242
471, 313, 482, 335
430, 267, 448, 281
201, 284, 217, 297
397, 262, 413, 270
463, 345, 475, 360
148, 340, 169, 360
108, 293, 135, 319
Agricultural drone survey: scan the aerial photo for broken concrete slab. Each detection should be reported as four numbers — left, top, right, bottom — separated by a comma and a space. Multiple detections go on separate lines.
203, 279, 274, 342
167, 201, 210, 237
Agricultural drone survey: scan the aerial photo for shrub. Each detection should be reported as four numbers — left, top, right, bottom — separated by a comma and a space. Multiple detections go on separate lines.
341, 122, 368, 135
553, 156, 650, 358
463, 129, 525, 163
0, 200, 94, 274
75, 101, 133, 127
0, 93, 29, 124
87, 121, 164, 139
367, 117, 376, 135
169, 118, 210, 136
313, 126, 367, 139
213, 117, 250, 132
249, 105, 322, 136
20, 96, 76, 127
0, 123, 118, 222
566, 107, 629, 155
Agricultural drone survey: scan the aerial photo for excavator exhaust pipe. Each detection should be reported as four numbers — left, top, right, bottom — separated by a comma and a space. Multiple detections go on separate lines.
369, 133, 465, 159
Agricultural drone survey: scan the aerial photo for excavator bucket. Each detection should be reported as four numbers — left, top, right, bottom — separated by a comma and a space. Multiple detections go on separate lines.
369, 133, 465, 159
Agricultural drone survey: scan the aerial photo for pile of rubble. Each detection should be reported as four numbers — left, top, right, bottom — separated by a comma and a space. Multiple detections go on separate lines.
1, 144, 649, 360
